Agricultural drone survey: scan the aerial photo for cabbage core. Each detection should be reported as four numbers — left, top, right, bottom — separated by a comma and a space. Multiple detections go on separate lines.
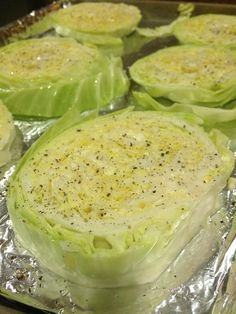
7, 110, 234, 287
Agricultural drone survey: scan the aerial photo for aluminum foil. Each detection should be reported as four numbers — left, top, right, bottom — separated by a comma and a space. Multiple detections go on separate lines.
0, 1, 236, 313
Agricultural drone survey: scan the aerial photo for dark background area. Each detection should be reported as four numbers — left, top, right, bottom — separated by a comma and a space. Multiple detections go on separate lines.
0, 0, 52, 27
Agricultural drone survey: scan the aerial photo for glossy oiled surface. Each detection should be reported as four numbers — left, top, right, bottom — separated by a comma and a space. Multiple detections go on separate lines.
0, 0, 235, 313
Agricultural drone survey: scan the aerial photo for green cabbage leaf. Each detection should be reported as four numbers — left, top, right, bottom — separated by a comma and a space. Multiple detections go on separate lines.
137, 3, 194, 38
49, 2, 141, 55
132, 91, 236, 150
18, 2, 143, 56
137, 10, 236, 49
173, 14, 236, 48
129, 45, 236, 107
7, 99, 234, 288
0, 37, 129, 118
8, 3, 147, 57
0, 101, 22, 168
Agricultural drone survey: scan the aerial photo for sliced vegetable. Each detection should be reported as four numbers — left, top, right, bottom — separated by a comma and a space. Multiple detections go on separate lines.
137, 3, 194, 38
132, 91, 236, 150
129, 45, 236, 107
7, 101, 234, 288
0, 37, 129, 118
0, 101, 17, 167
50, 2, 141, 52
137, 12, 236, 49
173, 14, 236, 48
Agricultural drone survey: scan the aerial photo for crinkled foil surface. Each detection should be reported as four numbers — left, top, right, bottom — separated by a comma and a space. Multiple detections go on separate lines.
0, 1, 236, 313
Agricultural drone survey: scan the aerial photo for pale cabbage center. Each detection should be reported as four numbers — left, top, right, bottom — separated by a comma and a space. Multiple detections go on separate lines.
19, 112, 222, 234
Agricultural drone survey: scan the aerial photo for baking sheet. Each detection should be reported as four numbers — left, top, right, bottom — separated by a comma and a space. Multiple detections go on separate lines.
0, 1, 235, 313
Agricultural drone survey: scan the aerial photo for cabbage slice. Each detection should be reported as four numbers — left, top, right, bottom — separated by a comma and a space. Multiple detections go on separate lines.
132, 91, 236, 151
173, 14, 236, 48
137, 3, 194, 39
129, 45, 236, 107
50, 3, 141, 49
137, 12, 236, 49
7, 103, 234, 288
0, 101, 17, 167
0, 37, 129, 118
9, 3, 143, 57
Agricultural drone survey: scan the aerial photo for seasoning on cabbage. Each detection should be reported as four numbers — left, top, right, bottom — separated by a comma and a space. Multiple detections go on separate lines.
0, 37, 129, 118
137, 13, 236, 49
129, 45, 236, 107
7, 103, 234, 288
50, 2, 141, 49
173, 14, 236, 48
132, 91, 236, 150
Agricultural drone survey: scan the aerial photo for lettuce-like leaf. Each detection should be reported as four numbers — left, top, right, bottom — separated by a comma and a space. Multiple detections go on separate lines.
132, 91, 236, 150
7, 98, 234, 289
137, 10, 236, 49
0, 37, 129, 118
0, 101, 19, 167
137, 3, 194, 38
129, 45, 236, 107
8, 3, 147, 57
173, 14, 236, 48
49, 2, 141, 54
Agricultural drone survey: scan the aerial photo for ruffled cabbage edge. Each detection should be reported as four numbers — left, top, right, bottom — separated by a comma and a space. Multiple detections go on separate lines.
136, 5, 236, 49
9, 4, 143, 57
132, 91, 236, 151
7, 97, 235, 289
0, 56, 129, 118
129, 46, 236, 108
0, 101, 22, 167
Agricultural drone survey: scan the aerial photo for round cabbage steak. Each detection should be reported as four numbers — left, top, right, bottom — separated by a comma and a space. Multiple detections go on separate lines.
50, 2, 141, 47
173, 14, 236, 48
129, 45, 236, 107
0, 37, 129, 118
7, 106, 234, 288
